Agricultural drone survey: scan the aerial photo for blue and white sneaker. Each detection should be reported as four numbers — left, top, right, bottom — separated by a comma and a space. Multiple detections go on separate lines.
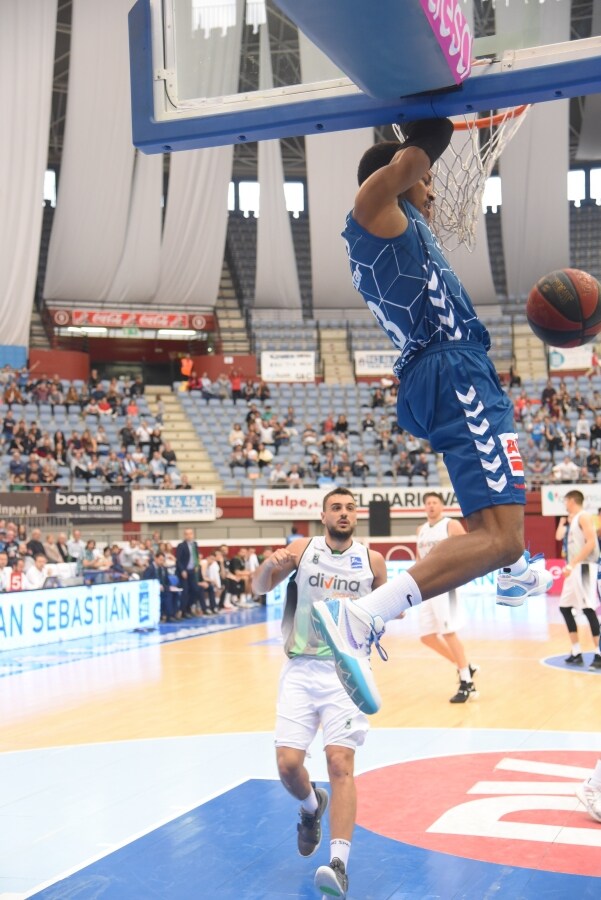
496, 551, 553, 607
311, 598, 387, 715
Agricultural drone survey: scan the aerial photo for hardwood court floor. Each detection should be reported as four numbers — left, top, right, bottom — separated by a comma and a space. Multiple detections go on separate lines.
1, 598, 600, 898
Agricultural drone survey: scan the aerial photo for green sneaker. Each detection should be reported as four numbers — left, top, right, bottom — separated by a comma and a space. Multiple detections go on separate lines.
297, 784, 329, 857
314, 857, 348, 898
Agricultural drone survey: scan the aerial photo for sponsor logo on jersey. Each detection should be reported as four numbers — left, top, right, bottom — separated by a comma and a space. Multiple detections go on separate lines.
350, 556, 363, 570
500, 432, 524, 477
308, 572, 361, 593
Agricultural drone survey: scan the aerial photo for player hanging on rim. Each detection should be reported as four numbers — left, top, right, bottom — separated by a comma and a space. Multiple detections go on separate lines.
415, 491, 479, 703
251, 488, 387, 900
311, 117, 552, 715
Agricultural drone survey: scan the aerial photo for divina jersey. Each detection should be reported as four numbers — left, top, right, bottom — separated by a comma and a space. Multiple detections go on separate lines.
282, 537, 375, 658
417, 516, 451, 559
567, 511, 600, 564
341, 202, 490, 374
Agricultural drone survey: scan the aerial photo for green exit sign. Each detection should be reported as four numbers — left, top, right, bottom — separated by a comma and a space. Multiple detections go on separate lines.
122, 327, 140, 337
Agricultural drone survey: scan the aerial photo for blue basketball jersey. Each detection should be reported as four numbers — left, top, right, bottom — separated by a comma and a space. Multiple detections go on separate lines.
341, 202, 491, 374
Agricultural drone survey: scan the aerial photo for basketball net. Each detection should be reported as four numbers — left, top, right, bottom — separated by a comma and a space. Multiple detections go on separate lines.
393, 105, 530, 253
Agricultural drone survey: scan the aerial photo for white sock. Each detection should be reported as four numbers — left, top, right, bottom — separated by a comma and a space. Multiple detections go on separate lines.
591, 760, 601, 789
355, 572, 422, 622
571, 642, 581, 655
301, 786, 318, 814
459, 666, 471, 682
506, 553, 528, 576
330, 838, 351, 869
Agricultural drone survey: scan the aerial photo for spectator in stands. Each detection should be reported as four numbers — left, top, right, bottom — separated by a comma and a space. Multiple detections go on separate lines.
243, 378, 256, 403
147, 426, 163, 459
88, 369, 100, 392
215, 373, 231, 400
40, 461, 58, 489
23, 554, 48, 591
5, 557, 26, 591
272, 420, 290, 455
176, 473, 193, 490
552, 455, 581, 484
53, 430, 67, 464
135, 420, 152, 454
585, 347, 600, 379
81, 429, 97, 456
64, 384, 80, 413
393, 450, 413, 479
257, 442, 274, 471
246, 403, 260, 427
307, 452, 321, 478
362, 412, 376, 432
541, 378, 556, 409
162, 441, 177, 469
150, 450, 166, 483
371, 387, 385, 408
83, 540, 103, 570
526, 456, 550, 491
159, 473, 176, 490
125, 396, 140, 418
545, 417, 564, 458
256, 380, 271, 403
575, 412, 592, 443
334, 414, 349, 436
56, 533, 71, 562
131, 374, 145, 397
2, 527, 19, 567
269, 461, 288, 485
351, 452, 370, 481
322, 411, 335, 435
513, 390, 530, 423
376, 428, 396, 457
590, 415, 601, 449
131, 449, 151, 481
9, 451, 26, 480
144, 551, 175, 622
411, 452, 430, 484
43, 533, 63, 564
228, 423, 245, 448
119, 540, 147, 575
230, 369, 243, 405
587, 448, 601, 480
508, 359, 522, 388
2, 409, 15, 442
103, 450, 122, 483
97, 396, 114, 417
287, 463, 304, 489
0, 551, 9, 590
302, 423, 319, 448
3, 382, 24, 407
67, 529, 85, 563
69, 448, 92, 481
27, 528, 45, 558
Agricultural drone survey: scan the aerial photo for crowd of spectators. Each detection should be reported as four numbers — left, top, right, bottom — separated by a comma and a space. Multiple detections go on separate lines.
0, 365, 192, 491
0, 519, 269, 623
224, 382, 434, 488
514, 375, 601, 489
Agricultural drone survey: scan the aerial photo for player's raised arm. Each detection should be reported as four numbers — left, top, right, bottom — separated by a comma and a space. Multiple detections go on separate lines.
251, 539, 309, 594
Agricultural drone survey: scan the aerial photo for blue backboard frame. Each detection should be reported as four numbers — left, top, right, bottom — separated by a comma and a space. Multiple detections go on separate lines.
129, 0, 601, 155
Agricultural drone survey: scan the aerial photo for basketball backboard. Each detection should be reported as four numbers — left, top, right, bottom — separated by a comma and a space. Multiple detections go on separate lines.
129, 0, 601, 154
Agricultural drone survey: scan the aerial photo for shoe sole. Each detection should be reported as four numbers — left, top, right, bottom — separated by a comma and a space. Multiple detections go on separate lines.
314, 865, 347, 899
496, 576, 553, 607
298, 789, 329, 858
575, 784, 601, 823
450, 690, 479, 704
312, 603, 381, 715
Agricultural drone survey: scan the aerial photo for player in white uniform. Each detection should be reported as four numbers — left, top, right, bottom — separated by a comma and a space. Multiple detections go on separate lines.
555, 490, 601, 668
252, 488, 387, 900
416, 492, 478, 703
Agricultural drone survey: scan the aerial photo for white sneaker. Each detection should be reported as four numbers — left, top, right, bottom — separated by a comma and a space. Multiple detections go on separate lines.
496, 552, 553, 607
576, 779, 601, 823
311, 598, 386, 715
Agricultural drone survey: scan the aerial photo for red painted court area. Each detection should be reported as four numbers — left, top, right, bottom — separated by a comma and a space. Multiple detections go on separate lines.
357, 750, 601, 877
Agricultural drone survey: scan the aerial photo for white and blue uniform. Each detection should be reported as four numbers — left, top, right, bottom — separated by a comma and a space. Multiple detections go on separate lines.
342, 202, 526, 517
416, 517, 463, 636
561, 512, 600, 611
275, 538, 374, 751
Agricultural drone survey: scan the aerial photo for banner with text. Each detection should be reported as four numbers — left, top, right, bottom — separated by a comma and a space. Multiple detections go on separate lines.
253, 487, 460, 520
0, 579, 160, 651
50, 308, 215, 331
354, 350, 399, 377
0, 492, 49, 518
132, 490, 217, 522
49, 490, 130, 523
548, 346, 593, 372
260, 351, 315, 383
541, 483, 601, 516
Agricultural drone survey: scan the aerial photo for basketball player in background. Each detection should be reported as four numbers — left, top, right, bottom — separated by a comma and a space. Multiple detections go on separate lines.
416, 492, 478, 703
313, 117, 552, 715
252, 488, 387, 900
555, 491, 601, 668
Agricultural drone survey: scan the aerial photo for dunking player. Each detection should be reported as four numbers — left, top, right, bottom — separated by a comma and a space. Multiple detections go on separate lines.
416, 492, 478, 703
312, 118, 552, 714
251, 488, 387, 900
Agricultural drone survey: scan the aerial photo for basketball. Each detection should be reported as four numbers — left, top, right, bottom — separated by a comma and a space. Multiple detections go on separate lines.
526, 268, 601, 348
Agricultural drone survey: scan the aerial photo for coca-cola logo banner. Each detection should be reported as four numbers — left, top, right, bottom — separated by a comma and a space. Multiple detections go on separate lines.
50, 309, 215, 331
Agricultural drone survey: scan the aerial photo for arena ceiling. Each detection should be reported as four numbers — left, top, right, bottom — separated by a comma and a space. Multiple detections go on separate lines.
48, 0, 597, 180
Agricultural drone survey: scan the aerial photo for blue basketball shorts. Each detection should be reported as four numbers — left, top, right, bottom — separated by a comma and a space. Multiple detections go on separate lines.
397, 341, 526, 517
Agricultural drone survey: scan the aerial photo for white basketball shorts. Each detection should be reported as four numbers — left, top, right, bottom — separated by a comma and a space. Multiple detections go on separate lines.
418, 589, 464, 636
560, 562, 598, 611
275, 656, 369, 752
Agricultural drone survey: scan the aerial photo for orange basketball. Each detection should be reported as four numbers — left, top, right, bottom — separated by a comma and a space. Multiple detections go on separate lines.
526, 268, 601, 348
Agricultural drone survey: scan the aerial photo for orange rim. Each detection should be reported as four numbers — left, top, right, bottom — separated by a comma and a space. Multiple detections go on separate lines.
453, 104, 529, 131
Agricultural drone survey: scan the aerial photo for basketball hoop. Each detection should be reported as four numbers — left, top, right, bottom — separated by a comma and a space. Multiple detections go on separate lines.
393, 104, 530, 253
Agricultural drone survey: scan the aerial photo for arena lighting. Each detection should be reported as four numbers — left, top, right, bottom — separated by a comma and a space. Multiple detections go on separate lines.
66, 325, 108, 335
157, 328, 197, 336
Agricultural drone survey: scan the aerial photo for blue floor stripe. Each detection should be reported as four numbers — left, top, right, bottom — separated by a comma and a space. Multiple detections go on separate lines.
30, 779, 601, 900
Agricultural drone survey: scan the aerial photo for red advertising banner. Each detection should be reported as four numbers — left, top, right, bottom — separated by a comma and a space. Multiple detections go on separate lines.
50, 309, 215, 331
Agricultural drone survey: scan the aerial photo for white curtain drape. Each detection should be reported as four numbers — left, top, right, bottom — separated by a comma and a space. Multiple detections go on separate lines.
497, 2, 571, 297
254, 23, 302, 313
0, 0, 57, 347
105, 151, 164, 302
299, 34, 373, 313
44, 0, 135, 302
576, 0, 601, 161
152, 0, 243, 306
